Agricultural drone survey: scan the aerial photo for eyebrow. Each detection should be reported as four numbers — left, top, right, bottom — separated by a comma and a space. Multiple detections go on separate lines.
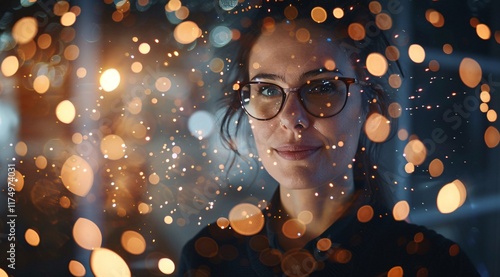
251, 67, 343, 81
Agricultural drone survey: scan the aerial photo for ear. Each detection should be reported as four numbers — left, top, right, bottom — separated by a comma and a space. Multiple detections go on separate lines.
359, 85, 383, 119
365, 82, 388, 117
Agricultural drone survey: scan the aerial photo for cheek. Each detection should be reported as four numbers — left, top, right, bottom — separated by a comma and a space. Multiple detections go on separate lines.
318, 95, 364, 147
249, 121, 273, 153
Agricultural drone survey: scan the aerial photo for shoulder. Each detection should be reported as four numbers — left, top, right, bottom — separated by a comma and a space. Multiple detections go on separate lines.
360, 216, 479, 276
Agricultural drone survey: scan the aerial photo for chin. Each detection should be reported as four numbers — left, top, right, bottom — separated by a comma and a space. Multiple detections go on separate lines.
274, 174, 326, 190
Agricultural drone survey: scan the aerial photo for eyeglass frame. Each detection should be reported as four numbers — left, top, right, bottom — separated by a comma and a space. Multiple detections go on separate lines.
238, 76, 357, 121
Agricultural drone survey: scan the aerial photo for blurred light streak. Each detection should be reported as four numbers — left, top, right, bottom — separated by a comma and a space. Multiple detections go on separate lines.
0, 77, 19, 176
425, 48, 500, 76
384, 1, 413, 202
410, 195, 500, 226
72, 0, 102, 270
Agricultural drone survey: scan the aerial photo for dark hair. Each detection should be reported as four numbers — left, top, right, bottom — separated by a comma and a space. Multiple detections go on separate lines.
214, 0, 402, 208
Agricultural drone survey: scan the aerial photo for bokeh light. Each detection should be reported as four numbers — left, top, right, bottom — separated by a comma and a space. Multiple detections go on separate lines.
296, 28, 311, 43
393, 200, 410, 221
404, 139, 427, 166
138, 202, 152, 214
138, 42, 151, 54
60, 196, 71, 209
131, 61, 143, 73
37, 34, 52, 49
166, 0, 182, 12
56, 100, 77, 124
388, 266, 404, 277
398, 129, 409, 141
54, 1, 70, 16
369, 1, 382, 14
376, 13, 392, 30
443, 43, 453, 54
425, 9, 444, 28
316, 238, 332, 251
333, 7, 344, 19
100, 134, 126, 160
25, 228, 40, 246
210, 26, 232, 48
366, 53, 388, 76
284, 5, 298, 20
484, 126, 500, 148
34, 155, 48, 169
61, 155, 94, 197
459, 58, 482, 88
164, 216, 173, 224
219, 0, 238, 11
64, 44, 80, 60
100, 68, 121, 92
188, 110, 215, 140
121, 230, 146, 255
486, 110, 497, 122
437, 180, 467, 214
1, 56, 20, 77
158, 258, 176, 275
348, 23, 366, 41
90, 248, 131, 277
404, 162, 415, 174
297, 210, 313, 225
61, 12, 77, 27
175, 6, 190, 20
408, 44, 425, 63
209, 58, 224, 73
174, 21, 201, 44
73, 218, 103, 250
357, 205, 374, 223
155, 77, 172, 92
476, 23, 491, 40
281, 249, 316, 276
33, 75, 50, 94
385, 46, 400, 61
12, 17, 38, 44
429, 158, 444, 177
194, 237, 218, 258
68, 260, 86, 277
364, 113, 391, 143
217, 217, 230, 229
14, 141, 28, 157
311, 7, 328, 23
76, 67, 87, 78
388, 102, 402, 118
228, 203, 265, 236
282, 218, 306, 239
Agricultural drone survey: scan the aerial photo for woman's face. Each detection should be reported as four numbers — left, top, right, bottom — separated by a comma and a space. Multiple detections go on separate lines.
247, 21, 365, 190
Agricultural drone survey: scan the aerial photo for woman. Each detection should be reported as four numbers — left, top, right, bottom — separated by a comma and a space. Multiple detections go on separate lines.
179, 1, 479, 276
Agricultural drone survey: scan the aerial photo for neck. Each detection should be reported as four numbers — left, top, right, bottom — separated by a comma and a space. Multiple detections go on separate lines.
276, 177, 356, 249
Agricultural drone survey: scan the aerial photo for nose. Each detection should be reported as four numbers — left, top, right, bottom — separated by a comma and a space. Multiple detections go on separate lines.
278, 92, 310, 130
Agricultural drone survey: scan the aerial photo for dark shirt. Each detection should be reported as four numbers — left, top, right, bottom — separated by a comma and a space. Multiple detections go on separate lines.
178, 189, 479, 277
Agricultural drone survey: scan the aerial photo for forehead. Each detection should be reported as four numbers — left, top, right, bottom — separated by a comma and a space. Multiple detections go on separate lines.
248, 21, 354, 80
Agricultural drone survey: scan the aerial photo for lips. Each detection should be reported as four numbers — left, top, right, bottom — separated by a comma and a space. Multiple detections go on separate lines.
273, 145, 322, 160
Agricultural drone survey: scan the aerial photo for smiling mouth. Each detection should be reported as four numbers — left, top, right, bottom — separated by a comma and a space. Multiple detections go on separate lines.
273, 146, 322, 160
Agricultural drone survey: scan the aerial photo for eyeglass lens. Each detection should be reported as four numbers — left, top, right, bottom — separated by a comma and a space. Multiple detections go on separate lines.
240, 79, 350, 120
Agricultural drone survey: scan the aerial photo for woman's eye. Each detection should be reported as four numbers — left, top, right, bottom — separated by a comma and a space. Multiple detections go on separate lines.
260, 86, 281, 96
309, 82, 337, 94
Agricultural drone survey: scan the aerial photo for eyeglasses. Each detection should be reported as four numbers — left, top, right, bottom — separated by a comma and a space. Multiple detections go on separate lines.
239, 77, 356, 120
